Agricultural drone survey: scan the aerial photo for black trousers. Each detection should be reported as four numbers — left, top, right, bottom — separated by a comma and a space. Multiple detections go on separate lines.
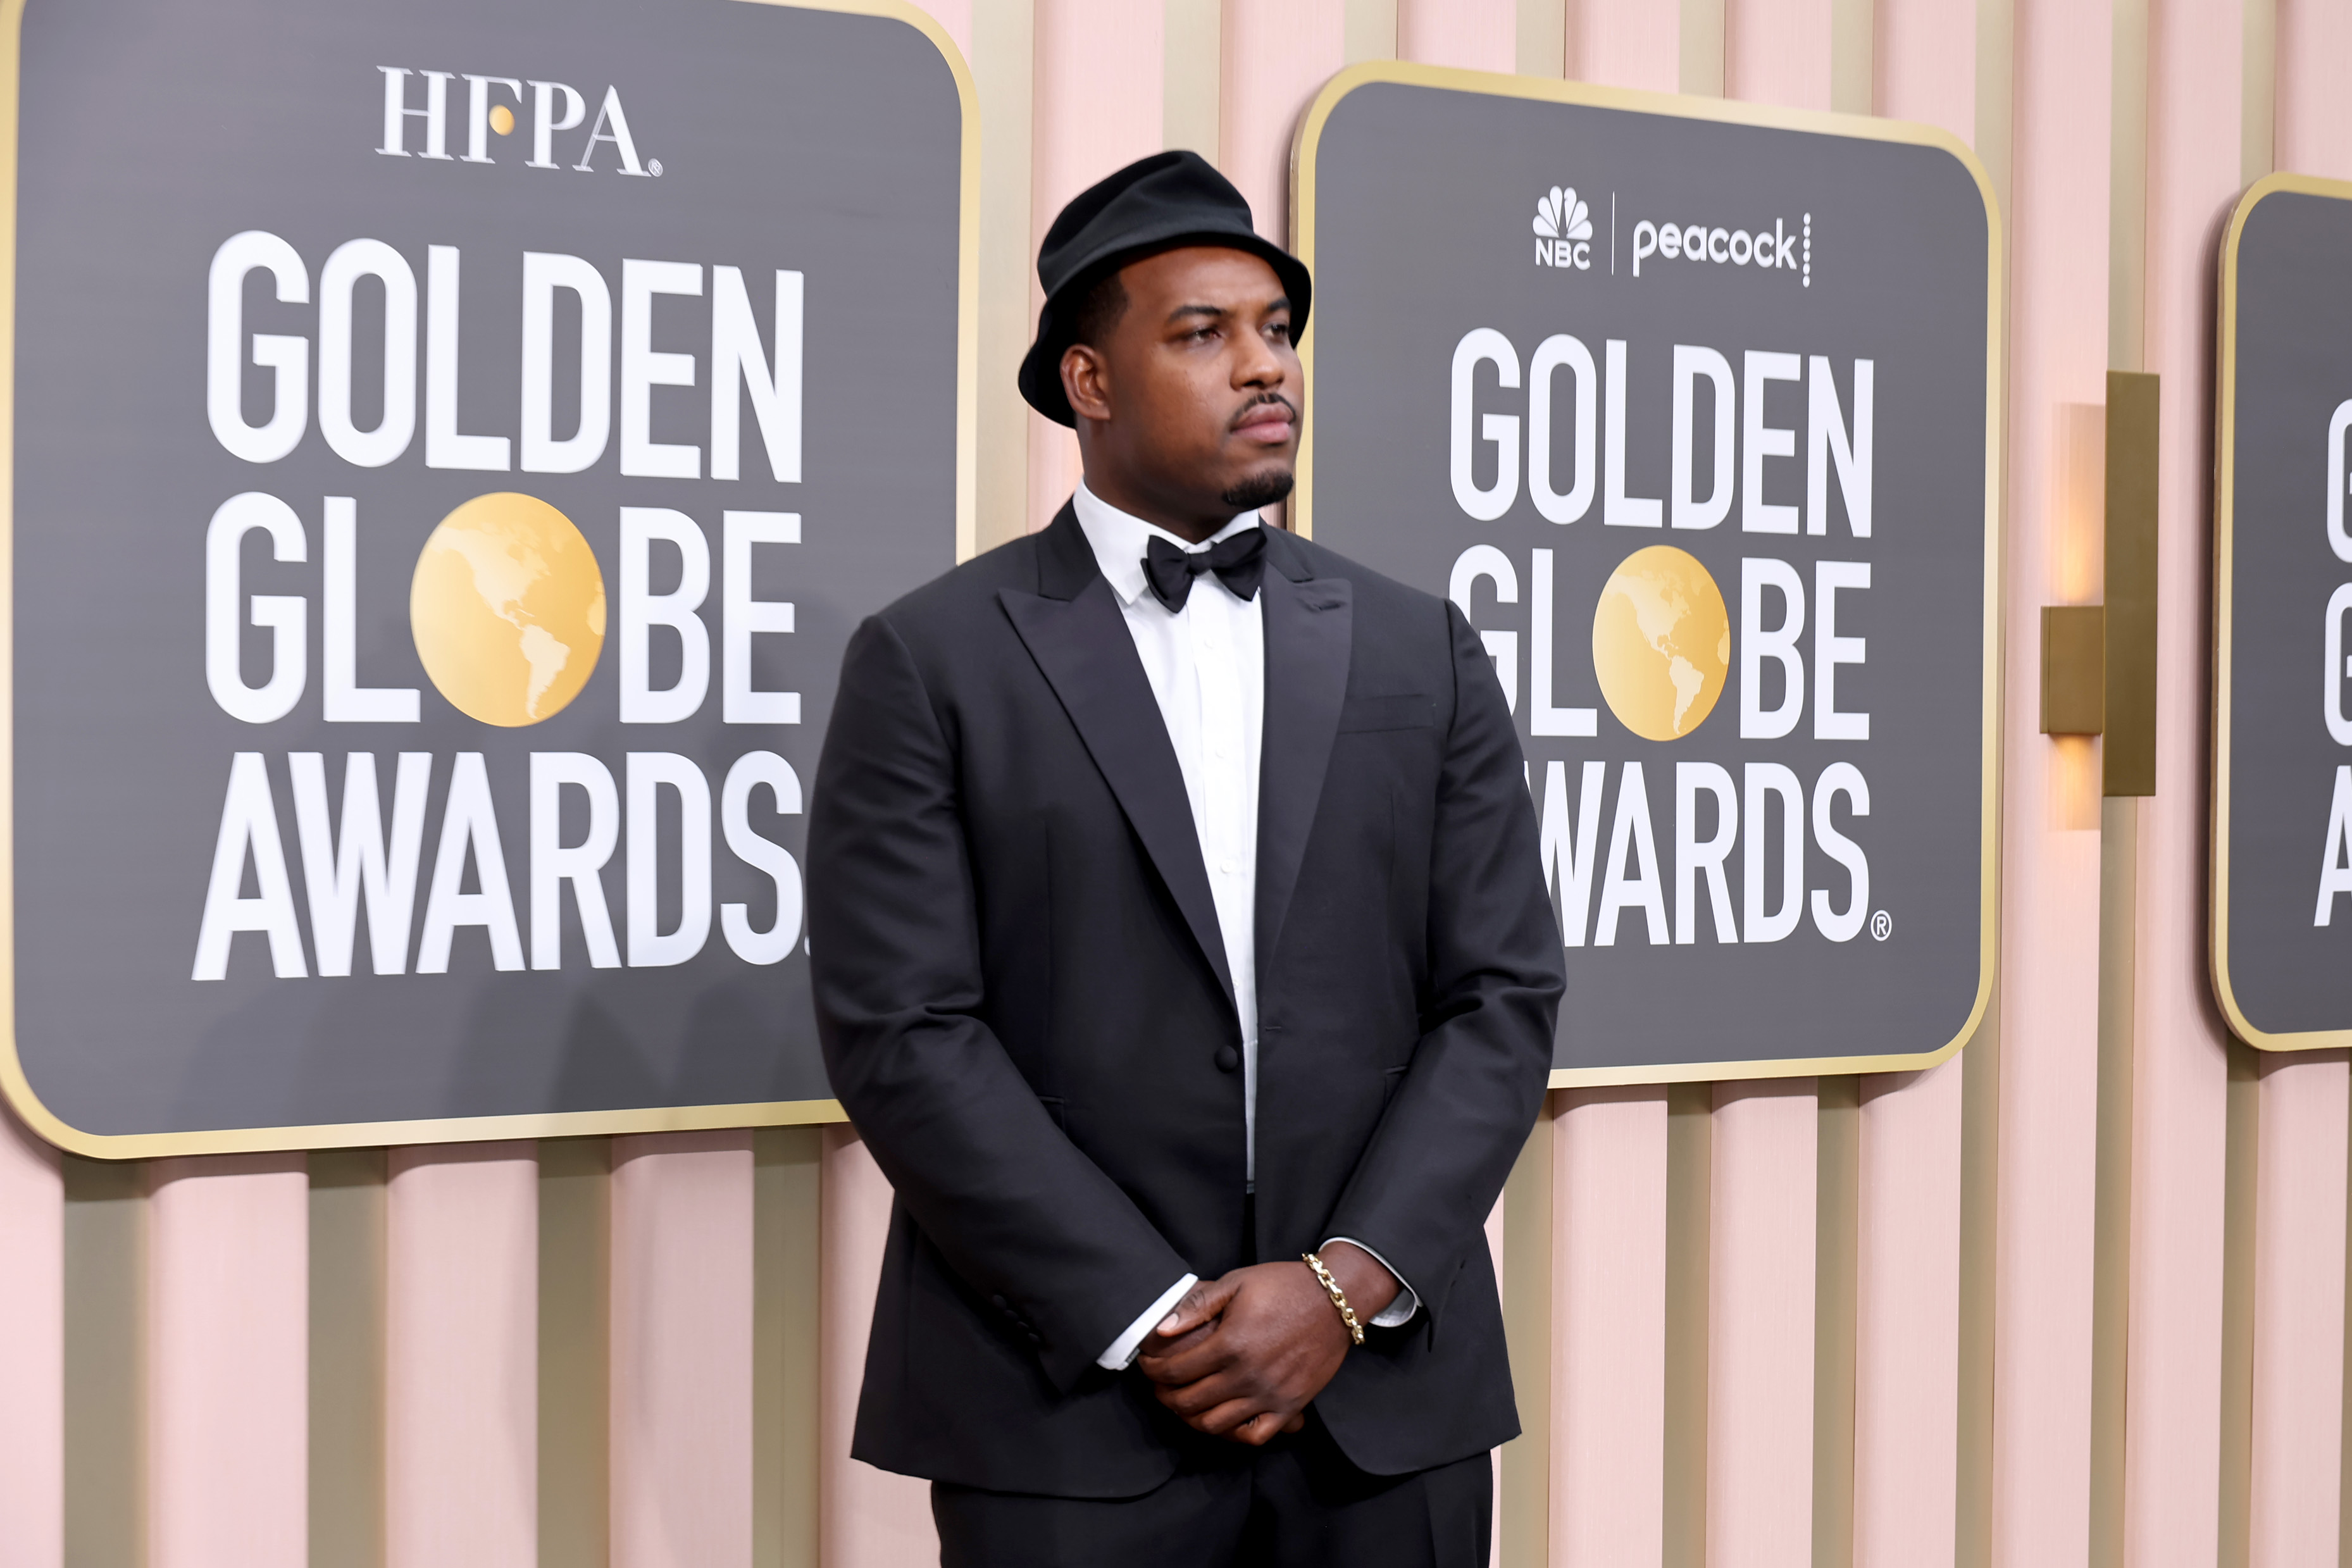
931, 1417, 1491, 1568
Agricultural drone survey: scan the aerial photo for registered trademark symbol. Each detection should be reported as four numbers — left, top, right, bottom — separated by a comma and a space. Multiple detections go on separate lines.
1870, 910, 1892, 942
649, 159, 664, 177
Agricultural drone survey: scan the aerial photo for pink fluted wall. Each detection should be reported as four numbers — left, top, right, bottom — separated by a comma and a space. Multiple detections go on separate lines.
1851, 9, 1974, 1564
1396, 0, 1515, 74
2124, 3, 2241, 1563
820, 1127, 936, 1568
1221, 0, 1344, 242
609, 1132, 754, 1568
385, 1143, 539, 1568
2248, 28, 2352, 1567
2249, 1053, 2349, 1564
1995, 0, 2112, 1559
1551, 1085, 1667, 1566
1024, 0, 1167, 532
1707, 1081, 1818, 1568
146, 1155, 310, 1568
1567, 0, 1677, 90
0, 1105, 63, 1568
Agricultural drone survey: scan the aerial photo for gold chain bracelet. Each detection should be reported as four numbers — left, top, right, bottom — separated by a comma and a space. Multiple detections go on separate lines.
1301, 1251, 1366, 1346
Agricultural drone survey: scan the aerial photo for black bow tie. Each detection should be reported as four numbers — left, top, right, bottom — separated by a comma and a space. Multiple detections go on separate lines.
1142, 528, 1266, 613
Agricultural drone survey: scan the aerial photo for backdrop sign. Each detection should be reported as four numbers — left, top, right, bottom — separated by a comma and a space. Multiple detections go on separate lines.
2213, 173, 2352, 1049
1294, 66, 2000, 1083
0, 0, 973, 1154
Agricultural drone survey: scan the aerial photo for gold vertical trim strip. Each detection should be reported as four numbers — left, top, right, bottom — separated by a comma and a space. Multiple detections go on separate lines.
538, 1138, 611, 1568
1954, 992, 2002, 1568
2217, 1045, 2262, 1568
2108, 0, 2148, 376
308, 1150, 387, 1568
2101, 373, 2160, 795
2239, 0, 2275, 191
1341, 0, 1397, 64
1515, 0, 1565, 79
1812, 1076, 1861, 1568
1678, 0, 1725, 96
974, 0, 1038, 555
2089, 797, 2139, 1568
1664, 1081, 1714, 1568
1162, 0, 1221, 163
1499, 1100, 1556, 1568
753, 1128, 823, 1568
61, 1155, 145, 1568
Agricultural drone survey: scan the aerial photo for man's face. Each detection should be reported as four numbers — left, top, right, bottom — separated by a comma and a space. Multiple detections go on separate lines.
1061, 246, 1302, 530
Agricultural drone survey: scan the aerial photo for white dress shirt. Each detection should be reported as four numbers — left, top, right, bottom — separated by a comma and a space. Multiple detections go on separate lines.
1069, 485, 1417, 1371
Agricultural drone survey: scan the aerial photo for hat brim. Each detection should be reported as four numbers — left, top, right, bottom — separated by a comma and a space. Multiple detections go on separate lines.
1017, 233, 1312, 428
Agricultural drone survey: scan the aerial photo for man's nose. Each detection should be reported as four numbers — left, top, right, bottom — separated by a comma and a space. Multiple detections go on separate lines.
1234, 329, 1287, 388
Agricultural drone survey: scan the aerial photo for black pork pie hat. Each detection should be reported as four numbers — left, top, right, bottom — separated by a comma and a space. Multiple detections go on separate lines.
1018, 150, 1312, 426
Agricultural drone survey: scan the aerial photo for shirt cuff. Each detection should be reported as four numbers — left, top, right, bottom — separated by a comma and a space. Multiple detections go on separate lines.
1324, 1237, 1419, 1327
1097, 1274, 1198, 1370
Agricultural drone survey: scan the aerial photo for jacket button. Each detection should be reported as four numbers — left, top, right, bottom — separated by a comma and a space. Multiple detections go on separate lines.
990, 1294, 1009, 1310
1215, 1045, 1240, 1073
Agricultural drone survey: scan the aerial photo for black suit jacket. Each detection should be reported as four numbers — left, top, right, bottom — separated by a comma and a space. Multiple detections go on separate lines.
808, 504, 1564, 1498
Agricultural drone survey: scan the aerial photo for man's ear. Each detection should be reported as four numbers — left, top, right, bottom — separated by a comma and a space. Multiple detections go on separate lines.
1061, 344, 1112, 424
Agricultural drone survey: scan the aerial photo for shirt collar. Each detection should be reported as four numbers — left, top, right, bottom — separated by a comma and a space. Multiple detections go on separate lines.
1072, 482, 1262, 609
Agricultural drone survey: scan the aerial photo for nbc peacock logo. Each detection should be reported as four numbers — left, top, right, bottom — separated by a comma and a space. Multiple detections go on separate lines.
1533, 185, 1593, 270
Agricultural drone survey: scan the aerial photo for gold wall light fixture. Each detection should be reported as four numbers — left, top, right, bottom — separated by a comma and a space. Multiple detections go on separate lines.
2039, 371, 2158, 798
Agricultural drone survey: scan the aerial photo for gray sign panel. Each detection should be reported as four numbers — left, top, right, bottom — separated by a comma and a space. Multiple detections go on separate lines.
2213, 175, 2352, 1048
3, 0, 971, 1153
1295, 68, 1998, 1081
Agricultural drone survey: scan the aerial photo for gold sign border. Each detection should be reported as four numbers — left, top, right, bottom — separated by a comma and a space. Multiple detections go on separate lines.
0, 0, 980, 1156
2209, 171, 2352, 1052
1288, 63, 2007, 1088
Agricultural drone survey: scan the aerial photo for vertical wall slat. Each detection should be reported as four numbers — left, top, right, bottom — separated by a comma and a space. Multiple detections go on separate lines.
970, 0, 1040, 554
2125, 4, 2241, 1564
609, 1131, 754, 1568
819, 1127, 936, 1568
385, 1143, 538, 1568
1706, 1081, 1818, 1568
1221, 0, 1344, 244
1853, 1062, 1963, 1568
1857, 40, 1975, 1562
1714, 12, 1830, 1565
1024, 0, 1167, 532
308, 1148, 387, 1568
1553, 1086, 1669, 1567
61, 1156, 144, 1568
0, 1105, 63, 1568
146, 1155, 309, 1568
2250, 1055, 2349, 1565
1395, 0, 1516, 72
1723, 0, 1829, 109
754, 1129, 824, 1568
1567, 0, 1677, 90
2264, 27, 2352, 1568
1994, 0, 2112, 1558
1541, 13, 1679, 1562
538, 1138, 612, 1568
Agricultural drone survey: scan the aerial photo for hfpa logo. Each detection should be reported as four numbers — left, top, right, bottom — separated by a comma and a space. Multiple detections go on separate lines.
377, 68, 661, 177
1533, 185, 1593, 270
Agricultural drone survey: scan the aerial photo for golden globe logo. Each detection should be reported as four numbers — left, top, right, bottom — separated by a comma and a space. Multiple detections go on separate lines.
192, 226, 806, 983
1445, 325, 1882, 950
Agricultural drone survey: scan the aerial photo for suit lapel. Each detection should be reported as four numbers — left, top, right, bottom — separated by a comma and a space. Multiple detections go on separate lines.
1000, 509, 1237, 1007
1254, 544, 1353, 978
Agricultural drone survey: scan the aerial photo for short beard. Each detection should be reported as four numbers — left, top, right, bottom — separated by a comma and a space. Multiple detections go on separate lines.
1221, 470, 1295, 513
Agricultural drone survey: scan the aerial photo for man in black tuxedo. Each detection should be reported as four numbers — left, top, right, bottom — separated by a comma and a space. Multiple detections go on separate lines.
809, 151, 1564, 1567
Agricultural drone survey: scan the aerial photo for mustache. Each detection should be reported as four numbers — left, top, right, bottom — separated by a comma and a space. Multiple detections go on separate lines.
1229, 392, 1298, 430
